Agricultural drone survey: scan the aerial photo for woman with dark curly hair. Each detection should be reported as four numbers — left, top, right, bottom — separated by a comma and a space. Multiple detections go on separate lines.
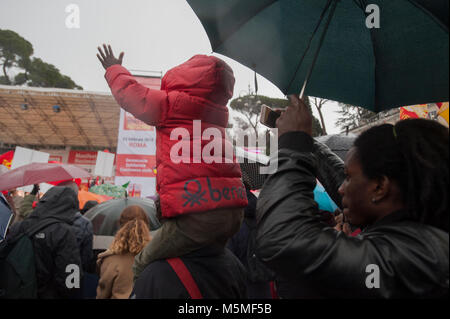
96, 217, 151, 299
256, 94, 448, 298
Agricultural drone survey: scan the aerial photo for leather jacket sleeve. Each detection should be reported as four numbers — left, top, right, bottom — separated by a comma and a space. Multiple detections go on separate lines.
255, 131, 449, 298
312, 139, 345, 209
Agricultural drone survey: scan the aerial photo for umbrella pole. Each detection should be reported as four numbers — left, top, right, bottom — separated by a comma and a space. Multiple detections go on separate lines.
299, 0, 339, 99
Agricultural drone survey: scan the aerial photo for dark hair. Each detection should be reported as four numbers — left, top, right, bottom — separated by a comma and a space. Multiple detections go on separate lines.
354, 119, 449, 232
119, 205, 150, 228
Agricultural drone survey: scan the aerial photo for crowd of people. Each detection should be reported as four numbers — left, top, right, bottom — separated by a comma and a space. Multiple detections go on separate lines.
0, 45, 448, 299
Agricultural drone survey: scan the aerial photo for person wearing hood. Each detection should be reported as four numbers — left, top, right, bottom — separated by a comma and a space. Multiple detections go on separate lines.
97, 45, 247, 281
56, 180, 94, 273
7, 186, 82, 299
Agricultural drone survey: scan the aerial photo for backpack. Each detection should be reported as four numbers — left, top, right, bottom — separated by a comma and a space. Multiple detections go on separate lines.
0, 218, 60, 299
245, 217, 276, 283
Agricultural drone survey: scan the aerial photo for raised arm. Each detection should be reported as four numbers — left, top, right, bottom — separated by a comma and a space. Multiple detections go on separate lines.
255, 95, 394, 298
97, 44, 167, 127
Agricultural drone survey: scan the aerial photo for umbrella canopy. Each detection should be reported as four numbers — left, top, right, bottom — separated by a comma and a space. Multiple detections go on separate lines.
315, 134, 356, 160
84, 197, 161, 236
235, 147, 270, 190
0, 165, 8, 175
0, 162, 91, 192
0, 194, 13, 242
187, 0, 449, 112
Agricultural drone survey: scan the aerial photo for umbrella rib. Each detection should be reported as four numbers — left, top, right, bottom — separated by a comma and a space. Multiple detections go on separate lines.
352, 0, 364, 10
285, 0, 333, 94
360, 0, 380, 112
213, 0, 278, 51
407, 0, 448, 33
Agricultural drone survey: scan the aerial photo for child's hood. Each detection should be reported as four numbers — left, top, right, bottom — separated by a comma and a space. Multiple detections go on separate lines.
160, 55, 235, 106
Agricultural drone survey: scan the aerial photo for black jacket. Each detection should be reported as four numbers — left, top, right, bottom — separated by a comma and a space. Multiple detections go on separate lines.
256, 131, 449, 298
228, 189, 257, 268
227, 189, 273, 298
8, 187, 82, 299
131, 246, 247, 299
72, 212, 94, 272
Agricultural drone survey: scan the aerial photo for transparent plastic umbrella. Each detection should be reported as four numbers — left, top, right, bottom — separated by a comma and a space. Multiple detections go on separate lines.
84, 197, 161, 236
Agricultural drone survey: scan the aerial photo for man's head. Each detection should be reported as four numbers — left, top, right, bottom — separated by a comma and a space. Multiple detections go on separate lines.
33, 186, 80, 220
56, 180, 79, 196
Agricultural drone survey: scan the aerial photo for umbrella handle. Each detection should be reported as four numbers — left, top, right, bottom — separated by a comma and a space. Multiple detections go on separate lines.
298, 0, 339, 99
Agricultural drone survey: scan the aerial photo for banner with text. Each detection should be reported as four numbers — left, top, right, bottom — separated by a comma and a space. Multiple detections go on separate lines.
68, 150, 115, 184
114, 75, 160, 198
400, 102, 449, 127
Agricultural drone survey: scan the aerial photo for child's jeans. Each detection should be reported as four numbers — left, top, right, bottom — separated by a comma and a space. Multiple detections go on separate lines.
133, 206, 244, 281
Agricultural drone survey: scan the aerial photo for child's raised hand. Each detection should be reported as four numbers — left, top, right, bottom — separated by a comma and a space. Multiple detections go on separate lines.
97, 44, 124, 70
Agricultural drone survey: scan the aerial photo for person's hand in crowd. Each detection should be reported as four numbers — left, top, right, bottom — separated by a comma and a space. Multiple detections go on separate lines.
97, 44, 124, 70
276, 94, 313, 137
334, 210, 352, 235
4, 191, 16, 214
30, 184, 40, 196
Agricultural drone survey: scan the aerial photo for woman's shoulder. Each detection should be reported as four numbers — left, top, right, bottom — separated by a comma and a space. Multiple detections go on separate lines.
98, 251, 134, 274
102, 252, 134, 267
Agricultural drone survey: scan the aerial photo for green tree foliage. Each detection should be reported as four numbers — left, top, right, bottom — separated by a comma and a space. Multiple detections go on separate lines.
230, 94, 324, 137
335, 103, 376, 131
0, 29, 33, 85
0, 29, 82, 89
20, 58, 82, 89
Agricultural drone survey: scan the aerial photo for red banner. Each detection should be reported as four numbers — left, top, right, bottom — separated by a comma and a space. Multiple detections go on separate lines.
68, 151, 98, 165
115, 154, 156, 178
123, 112, 154, 131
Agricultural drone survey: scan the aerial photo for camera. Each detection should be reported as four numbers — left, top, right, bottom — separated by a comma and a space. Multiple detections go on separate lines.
260, 105, 281, 128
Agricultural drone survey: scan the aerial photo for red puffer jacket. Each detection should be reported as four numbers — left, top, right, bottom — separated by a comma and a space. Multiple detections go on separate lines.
105, 55, 248, 218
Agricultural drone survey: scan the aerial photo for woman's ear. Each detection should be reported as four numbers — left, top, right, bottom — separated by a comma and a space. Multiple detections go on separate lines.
372, 175, 390, 203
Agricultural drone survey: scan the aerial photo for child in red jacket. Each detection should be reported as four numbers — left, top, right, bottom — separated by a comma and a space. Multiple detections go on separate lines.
97, 45, 247, 279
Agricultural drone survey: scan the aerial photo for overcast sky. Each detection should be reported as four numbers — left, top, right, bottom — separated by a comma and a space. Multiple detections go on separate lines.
0, 0, 342, 134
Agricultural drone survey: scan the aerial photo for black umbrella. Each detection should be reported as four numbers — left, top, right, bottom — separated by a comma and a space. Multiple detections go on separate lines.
187, 0, 448, 111
0, 194, 13, 242
315, 134, 356, 160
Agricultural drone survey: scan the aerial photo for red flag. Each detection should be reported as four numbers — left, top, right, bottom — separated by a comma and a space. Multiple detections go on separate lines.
0, 151, 14, 169
399, 107, 421, 120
